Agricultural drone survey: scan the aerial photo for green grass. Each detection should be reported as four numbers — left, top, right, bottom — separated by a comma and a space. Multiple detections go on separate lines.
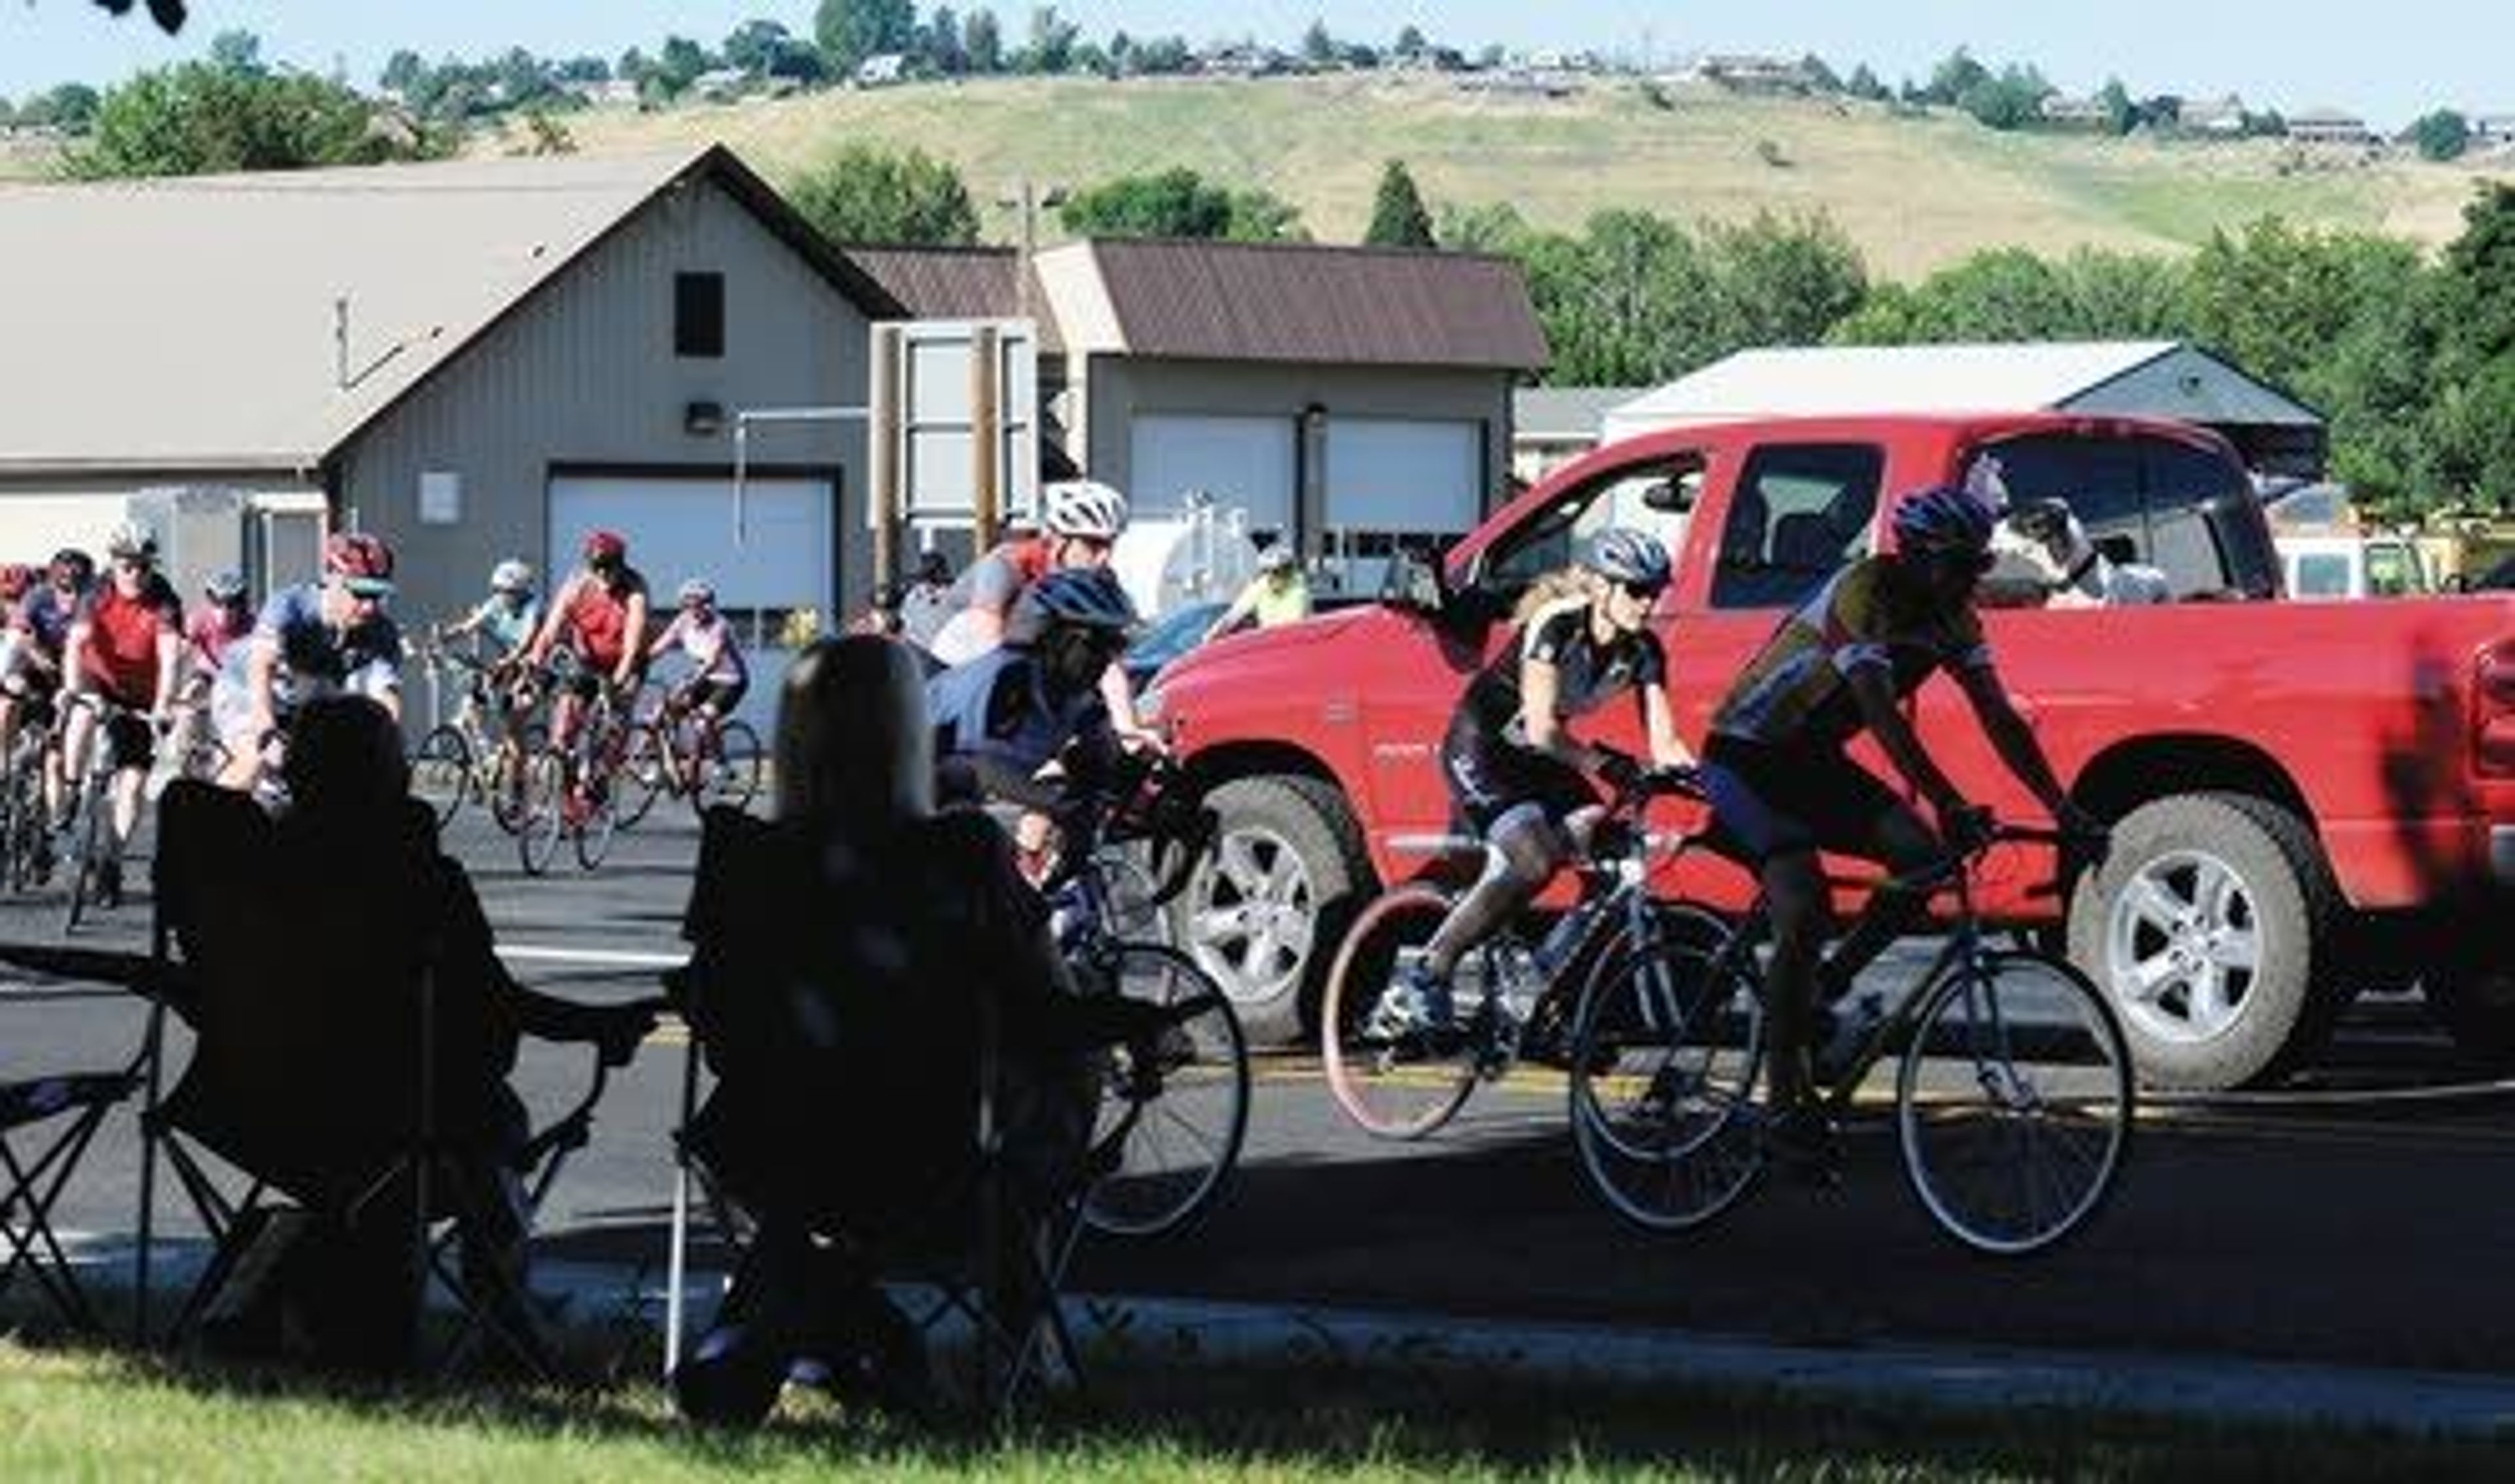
2, 1336, 2506, 1482
548, 75, 2514, 280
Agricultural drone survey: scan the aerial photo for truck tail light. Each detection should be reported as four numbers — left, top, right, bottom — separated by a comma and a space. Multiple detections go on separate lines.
2480, 641, 2515, 778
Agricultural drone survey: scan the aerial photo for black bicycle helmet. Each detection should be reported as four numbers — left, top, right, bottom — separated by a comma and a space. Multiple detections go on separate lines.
1890, 485, 2000, 557
1005, 566, 1138, 648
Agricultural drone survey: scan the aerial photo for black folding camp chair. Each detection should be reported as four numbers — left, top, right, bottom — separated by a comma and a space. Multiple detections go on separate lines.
0, 1049, 145, 1335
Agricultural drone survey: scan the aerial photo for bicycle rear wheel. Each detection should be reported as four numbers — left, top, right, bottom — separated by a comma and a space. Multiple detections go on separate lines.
573, 777, 617, 870
409, 724, 471, 828
516, 751, 566, 877
1077, 943, 1251, 1238
693, 720, 762, 815
1318, 884, 1484, 1140
612, 722, 667, 830
486, 724, 544, 836
1568, 904, 1767, 1232
1897, 949, 2133, 1256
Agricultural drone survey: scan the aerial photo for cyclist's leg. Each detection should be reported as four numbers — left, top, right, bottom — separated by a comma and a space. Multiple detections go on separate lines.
1817, 790, 1944, 999
106, 711, 151, 848
56, 698, 96, 826
1423, 804, 1566, 976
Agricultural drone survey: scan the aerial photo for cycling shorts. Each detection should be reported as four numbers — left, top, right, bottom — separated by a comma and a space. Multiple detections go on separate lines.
677, 676, 747, 717
1440, 714, 1598, 836
84, 706, 156, 773
1701, 734, 1905, 863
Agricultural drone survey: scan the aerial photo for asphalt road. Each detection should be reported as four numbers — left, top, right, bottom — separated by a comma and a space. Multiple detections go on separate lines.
11, 800, 2515, 1379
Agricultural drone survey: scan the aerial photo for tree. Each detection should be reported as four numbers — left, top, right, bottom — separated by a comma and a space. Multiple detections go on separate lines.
963, 9, 1005, 73
2096, 77, 2136, 136
1059, 167, 1303, 241
1702, 210, 1868, 349
1394, 24, 1426, 56
722, 19, 793, 77
1135, 36, 1191, 75
26, 82, 103, 132
2410, 108, 2471, 162
1845, 64, 1888, 103
380, 49, 426, 96
1016, 7, 1079, 74
207, 28, 264, 75
785, 142, 980, 246
815, 0, 916, 75
1301, 20, 1335, 69
1364, 159, 1436, 248
494, 48, 555, 107
655, 35, 711, 96
1436, 201, 1531, 254
64, 62, 436, 177
1924, 46, 1986, 105
1958, 63, 2051, 132
1797, 53, 1842, 94
920, 7, 967, 74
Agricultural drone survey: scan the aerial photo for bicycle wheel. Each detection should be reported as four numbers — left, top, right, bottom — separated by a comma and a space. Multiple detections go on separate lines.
485, 725, 544, 836
1897, 949, 2133, 1257
692, 720, 763, 815
409, 723, 472, 828
573, 775, 618, 870
1567, 903, 1767, 1232
1318, 884, 1483, 1140
612, 721, 666, 830
1093, 841, 1174, 948
62, 775, 105, 934
516, 750, 567, 877
1077, 942, 1251, 1238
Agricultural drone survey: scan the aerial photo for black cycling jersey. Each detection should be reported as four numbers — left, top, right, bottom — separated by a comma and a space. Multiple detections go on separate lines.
1456, 595, 1666, 748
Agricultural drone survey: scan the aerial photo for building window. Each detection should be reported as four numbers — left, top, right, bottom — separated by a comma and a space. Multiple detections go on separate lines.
675, 272, 724, 358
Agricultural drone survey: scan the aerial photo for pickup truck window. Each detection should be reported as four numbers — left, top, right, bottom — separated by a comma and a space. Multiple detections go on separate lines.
1471, 458, 1700, 612
1976, 432, 2267, 598
1709, 443, 1884, 610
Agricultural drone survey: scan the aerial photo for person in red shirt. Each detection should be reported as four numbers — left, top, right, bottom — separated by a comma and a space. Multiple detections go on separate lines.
523, 529, 652, 762
185, 568, 254, 684
61, 518, 183, 907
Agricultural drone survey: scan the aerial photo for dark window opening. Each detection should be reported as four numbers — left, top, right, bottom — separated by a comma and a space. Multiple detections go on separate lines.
675, 272, 725, 358
1709, 443, 1885, 610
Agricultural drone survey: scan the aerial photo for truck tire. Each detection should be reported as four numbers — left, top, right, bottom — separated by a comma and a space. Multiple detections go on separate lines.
2066, 792, 2341, 1091
1174, 774, 1371, 1047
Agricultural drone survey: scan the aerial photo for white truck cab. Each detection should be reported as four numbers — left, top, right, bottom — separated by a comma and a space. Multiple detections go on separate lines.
2277, 531, 2432, 600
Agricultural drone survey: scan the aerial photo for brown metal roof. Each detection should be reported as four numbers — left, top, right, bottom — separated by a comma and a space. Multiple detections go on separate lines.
1073, 238, 1548, 370
838, 245, 1064, 354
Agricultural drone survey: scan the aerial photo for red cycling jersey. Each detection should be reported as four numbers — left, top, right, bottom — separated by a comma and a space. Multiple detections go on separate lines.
77, 574, 182, 707
559, 566, 648, 673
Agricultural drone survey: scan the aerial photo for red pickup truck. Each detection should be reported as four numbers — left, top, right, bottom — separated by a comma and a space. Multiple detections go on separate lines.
1144, 412, 2515, 1092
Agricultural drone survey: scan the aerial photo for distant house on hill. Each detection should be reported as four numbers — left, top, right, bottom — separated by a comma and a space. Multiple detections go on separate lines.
853, 54, 908, 88
2472, 115, 2515, 149
1688, 54, 1811, 94
1197, 44, 1286, 78
2038, 95, 2114, 130
2288, 107, 2377, 145
2178, 94, 2249, 136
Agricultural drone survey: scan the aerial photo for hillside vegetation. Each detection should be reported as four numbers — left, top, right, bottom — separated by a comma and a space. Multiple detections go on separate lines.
533, 73, 2508, 280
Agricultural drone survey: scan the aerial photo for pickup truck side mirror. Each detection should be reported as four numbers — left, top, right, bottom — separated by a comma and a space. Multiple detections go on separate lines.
1379, 546, 1448, 617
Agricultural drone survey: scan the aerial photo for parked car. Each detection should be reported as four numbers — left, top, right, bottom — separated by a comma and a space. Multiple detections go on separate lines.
2277, 532, 2432, 599
1144, 411, 2515, 1092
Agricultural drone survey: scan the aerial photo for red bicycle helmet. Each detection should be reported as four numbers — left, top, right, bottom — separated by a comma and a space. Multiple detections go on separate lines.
583, 529, 628, 565
0, 563, 32, 602
324, 530, 396, 589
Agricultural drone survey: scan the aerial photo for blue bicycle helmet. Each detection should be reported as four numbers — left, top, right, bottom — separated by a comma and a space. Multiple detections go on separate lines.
1890, 485, 2000, 557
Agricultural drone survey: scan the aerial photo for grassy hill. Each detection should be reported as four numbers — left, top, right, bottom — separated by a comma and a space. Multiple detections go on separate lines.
535, 72, 2512, 280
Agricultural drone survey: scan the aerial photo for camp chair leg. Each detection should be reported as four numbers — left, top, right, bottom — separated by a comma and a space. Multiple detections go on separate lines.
0, 1101, 118, 1333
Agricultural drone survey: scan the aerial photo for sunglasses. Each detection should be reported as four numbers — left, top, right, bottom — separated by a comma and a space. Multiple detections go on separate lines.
1616, 579, 1667, 602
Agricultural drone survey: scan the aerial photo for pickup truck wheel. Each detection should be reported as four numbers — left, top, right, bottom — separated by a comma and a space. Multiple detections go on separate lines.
1175, 775, 1369, 1046
2067, 792, 2339, 1091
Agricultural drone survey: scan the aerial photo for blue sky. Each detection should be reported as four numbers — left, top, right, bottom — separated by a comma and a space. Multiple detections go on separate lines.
5, 1, 2507, 128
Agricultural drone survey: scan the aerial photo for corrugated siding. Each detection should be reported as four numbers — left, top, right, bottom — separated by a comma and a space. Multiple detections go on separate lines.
342, 178, 874, 654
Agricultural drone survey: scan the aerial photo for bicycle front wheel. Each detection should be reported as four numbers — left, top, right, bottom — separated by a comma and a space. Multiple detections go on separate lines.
611, 722, 666, 830
1568, 903, 1767, 1232
409, 724, 472, 828
573, 777, 617, 870
1318, 884, 1483, 1140
516, 751, 567, 877
1897, 949, 2133, 1257
1077, 943, 1251, 1238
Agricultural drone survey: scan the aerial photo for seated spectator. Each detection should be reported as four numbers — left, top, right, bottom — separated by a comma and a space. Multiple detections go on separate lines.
671, 635, 1155, 1424
157, 694, 653, 1372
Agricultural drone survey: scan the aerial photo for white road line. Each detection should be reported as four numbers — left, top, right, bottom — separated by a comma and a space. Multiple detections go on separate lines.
497, 943, 688, 969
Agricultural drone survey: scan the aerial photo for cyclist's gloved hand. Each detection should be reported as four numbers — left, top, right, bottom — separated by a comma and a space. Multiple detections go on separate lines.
1937, 798, 1995, 855
1593, 747, 1645, 795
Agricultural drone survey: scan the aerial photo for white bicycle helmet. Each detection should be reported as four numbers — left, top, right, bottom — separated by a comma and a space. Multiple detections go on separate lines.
105, 517, 158, 561
490, 559, 536, 595
1258, 542, 1299, 574
205, 568, 249, 604
677, 577, 716, 606
1041, 479, 1129, 540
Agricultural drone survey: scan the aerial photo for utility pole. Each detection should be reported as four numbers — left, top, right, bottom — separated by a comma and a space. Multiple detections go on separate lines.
996, 178, 1068, 325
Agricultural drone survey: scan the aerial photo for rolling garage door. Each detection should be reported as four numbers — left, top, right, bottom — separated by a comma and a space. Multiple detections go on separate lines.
1322, 418, 1483, 595
1128, 415, 1295, 534
547, 473, 833, 731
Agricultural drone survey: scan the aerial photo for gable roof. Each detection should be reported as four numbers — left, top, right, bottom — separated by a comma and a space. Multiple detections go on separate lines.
0, 143, 899, 473
839, 244, 1064, 354
1605, 341, 2322, 434
1039, 238, 1548, 371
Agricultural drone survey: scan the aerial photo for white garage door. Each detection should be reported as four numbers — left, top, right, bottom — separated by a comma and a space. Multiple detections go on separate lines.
1322, 418, 1483, 595
1128, 415, 1295, 535
547, 474, 834, 732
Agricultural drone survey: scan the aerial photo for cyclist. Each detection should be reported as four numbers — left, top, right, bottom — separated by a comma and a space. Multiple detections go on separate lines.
648, 577, 749, 774
1364, 528, 1697, 1042
438, 558, 542, 739
1699, 484, 2100, 1168
214, 532, 405, 792
523, 530, 650, 766
0, 561, 45, 764
59, 519, 185, 906
185, 569, 255, 684
7, 550, 96, 818
926, 566, 1138, 833
1203, 540, 1312, 642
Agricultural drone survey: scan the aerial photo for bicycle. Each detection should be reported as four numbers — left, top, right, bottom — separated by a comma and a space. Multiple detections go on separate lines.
612, 682, 762, 828
516, 675, 634, 876
58, 692, 158, 933
1567, 821, 2133, 1257
0, 692, 59, 895
1319, 769, 1728, 1141
1037, 758, 1249, 1238
408, 639, 544, 834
